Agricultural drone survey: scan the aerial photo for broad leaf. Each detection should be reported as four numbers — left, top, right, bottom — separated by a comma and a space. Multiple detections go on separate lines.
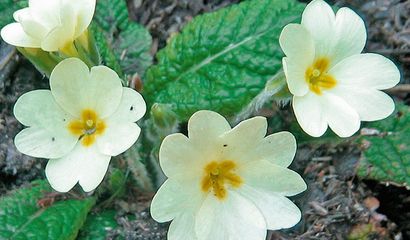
0, 180, 95, 240
93, 0, 152, 77
144, 0, 305, 120
357, 103, 410, 187
77, 210, 118, 240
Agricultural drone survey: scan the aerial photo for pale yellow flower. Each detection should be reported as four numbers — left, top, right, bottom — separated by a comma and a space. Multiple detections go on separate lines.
280, 0, 400, 137
1, 0, 95, 53
14, 58, 146, 192
151, 110, 306, 240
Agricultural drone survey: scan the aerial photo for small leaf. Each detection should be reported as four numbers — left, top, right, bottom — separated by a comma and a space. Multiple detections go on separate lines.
90, 23, 123, 76
93, 0, 152, 77
113, 24, 152, 77
0, 180, 95, 240
144, 0, 305, 120
77, 210, 118, 240
357, 103, 410, 187
0, 0, 27, 30
108, 168, 127, 197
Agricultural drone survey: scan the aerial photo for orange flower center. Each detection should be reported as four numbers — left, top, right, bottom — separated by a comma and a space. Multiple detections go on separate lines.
68, 109, 106, 147
305, 57, 337, 95
201, 160, 242, 200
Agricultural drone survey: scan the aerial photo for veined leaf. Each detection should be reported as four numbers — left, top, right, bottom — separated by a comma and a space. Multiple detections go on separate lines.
77, 210, 118, 240
357, 103, 410, 187
144, 0, 305, 120
93, 0, 152, 77
0, 180, 95, 240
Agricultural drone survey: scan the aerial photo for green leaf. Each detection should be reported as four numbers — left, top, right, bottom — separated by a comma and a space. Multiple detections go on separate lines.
357, 103, 410, 187
90, 23, 123, 76
144, 0, 305, 120
0, 0, 27, 30
108, 168, 127, 197
93, 0, 152, 77
77, 210, 118, 240
0, 180, 95, 240
112, 23, 152, 77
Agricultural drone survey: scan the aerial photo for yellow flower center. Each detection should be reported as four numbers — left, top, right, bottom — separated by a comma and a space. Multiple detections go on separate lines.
305, 57, 337, 95
201, 160, 243, 200
68, 109, 106, 147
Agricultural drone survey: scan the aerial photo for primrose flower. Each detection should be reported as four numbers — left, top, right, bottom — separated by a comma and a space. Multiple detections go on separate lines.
1, 0, 95, 53
150, 110, 306, 240
13, 58, 146, 192
279, 0, 400, 137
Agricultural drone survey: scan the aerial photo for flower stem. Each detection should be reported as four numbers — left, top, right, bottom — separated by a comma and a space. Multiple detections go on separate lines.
234, 70, 291, 124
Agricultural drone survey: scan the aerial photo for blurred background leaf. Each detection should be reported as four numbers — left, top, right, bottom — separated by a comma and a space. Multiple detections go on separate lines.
0, 180, 95, 240
0, 0, 27, 31
77, 210, 119, 240
93, 0, 152, 78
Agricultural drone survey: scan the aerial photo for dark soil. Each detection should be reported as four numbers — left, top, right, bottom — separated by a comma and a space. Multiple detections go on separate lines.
0, 0, 409, 239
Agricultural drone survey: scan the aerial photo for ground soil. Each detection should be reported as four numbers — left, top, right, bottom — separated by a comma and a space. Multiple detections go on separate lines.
0, 0, 409, 239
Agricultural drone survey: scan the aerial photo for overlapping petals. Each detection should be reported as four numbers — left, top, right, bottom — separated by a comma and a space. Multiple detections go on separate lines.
14, 58, 146, 192
151, 110, 306, 240
1, 0, 96, 51
280, 0, 400, 137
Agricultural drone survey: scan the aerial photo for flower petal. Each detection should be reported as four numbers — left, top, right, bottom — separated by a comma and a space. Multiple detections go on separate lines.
188, 110, 231, 141
50, 58, 92, 117
187, 110, 231, 158
332, 7, 366, 63
28, 0, 60, 28
13, 8, 30, 22
159, 133, 203, 179
13, 90, 78, 158
150, 179, 204, 222
329, 53, 400, 90
45, 155, 79, 193
41, 27, 73, 52
14, 90, 73, 128
283, 57, 309, 96
69, 0, 96, 38
41, 3, 78, 51
322, 93, 360, 137
0, 23, 40, 48
50, 58, 123, 118
78, 150, 111, 192
196, 191, 266, 240
97, 122, 141, 156
88, 65, 123, 118
168, 213, 197, 240
150, 180, 185, 222
331, 87, 395, 121
19, 17, 48, 41
280, 24, 314, 96
239, 160, 307, 196
14, 127, 77, 159
107, 88, 146, 123
219, 116, 267, 164
239, 185, 301, 230
45, 144, 111, 192
246, 131, 296, 167
301, 0, 336, 57
279, 24, 315, 61
293, 93, 327, 137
